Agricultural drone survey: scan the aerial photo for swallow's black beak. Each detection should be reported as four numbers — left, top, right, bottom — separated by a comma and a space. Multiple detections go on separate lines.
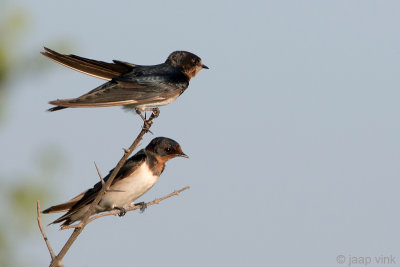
202, 64, 209, 69
177, 152, 189, 158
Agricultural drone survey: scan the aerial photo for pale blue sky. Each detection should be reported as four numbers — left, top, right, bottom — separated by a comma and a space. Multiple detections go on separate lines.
1, 0, 400, 266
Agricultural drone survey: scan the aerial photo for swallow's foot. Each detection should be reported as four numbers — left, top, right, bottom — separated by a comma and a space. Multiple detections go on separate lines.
115, 207, 127, 217
152, 108, 160, 118
135, 202, 147, 213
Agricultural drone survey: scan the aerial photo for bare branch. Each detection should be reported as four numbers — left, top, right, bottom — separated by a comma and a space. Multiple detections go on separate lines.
94, 161, 104, 185
48, 111, 159, 267
61, 186, 190, 230
37, 201, 58, 264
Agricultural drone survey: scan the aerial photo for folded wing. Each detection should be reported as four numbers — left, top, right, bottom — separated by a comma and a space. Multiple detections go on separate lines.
49, 79, 185, 108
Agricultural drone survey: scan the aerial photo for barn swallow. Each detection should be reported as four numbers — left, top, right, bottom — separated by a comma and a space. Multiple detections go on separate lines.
42, 137, 188, 226
41, 47, 208, 117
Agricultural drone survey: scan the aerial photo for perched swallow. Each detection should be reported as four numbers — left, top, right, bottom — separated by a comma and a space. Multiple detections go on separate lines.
42, 137, 188, 226
41, 47, 208, 116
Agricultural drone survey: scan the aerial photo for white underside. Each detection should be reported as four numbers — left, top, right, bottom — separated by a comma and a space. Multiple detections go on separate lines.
135, 94, 180, 110
67, 163, 160, 223
98, 163, 159, 211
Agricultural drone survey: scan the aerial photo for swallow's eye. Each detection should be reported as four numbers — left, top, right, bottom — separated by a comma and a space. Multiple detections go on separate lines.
166, 147, 171, 152
192, 58, 196, 63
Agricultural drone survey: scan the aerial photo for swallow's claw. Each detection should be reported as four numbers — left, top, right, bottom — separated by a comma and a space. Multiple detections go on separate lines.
135, 202, 147, 213
115, 207, 127, 217
152, 108, 160, 118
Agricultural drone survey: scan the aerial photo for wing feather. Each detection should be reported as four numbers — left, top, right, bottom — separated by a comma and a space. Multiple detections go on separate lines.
48, 79, 184, 108
41, 47, 135, 80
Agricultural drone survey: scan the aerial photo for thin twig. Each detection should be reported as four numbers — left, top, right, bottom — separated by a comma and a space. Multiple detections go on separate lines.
61, 186, 190, 230
94, 161, 124, 193
37, 201, 57, 262
49, 111, 159, 267
94, 161, 105, 185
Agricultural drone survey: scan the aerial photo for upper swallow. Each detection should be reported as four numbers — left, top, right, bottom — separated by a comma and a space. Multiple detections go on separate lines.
41, 47, 208, 113
42, 137, 188, 226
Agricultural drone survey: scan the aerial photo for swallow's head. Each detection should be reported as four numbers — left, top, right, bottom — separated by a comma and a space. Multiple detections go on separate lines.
146, 137, 188, 162
166, 51, 208, 79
